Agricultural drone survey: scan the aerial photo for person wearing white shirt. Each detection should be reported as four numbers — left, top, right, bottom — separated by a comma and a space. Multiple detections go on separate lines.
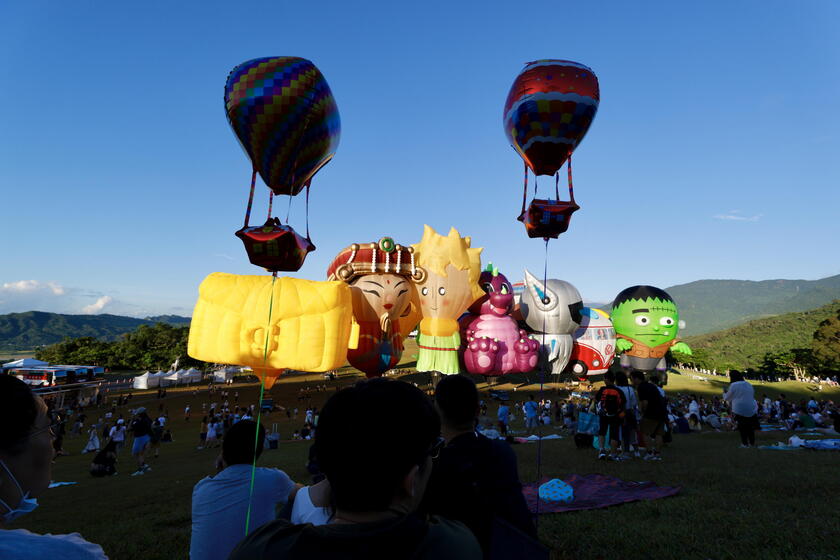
108, 422, 126, 454
190, 420, 299, 560
0, 376, 107, 560
723, 371, 758, 447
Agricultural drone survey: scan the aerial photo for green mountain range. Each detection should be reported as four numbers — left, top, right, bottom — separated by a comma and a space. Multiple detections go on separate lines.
668, 274, 840, 336
682, 300, 840, 371
0, 311, 190, 351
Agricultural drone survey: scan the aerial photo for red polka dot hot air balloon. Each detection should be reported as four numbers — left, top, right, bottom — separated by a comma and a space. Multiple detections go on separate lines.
503, 60, 599, 239
225, 56, 341, 272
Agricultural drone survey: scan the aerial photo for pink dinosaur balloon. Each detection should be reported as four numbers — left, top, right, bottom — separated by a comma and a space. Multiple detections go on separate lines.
460, 265, 540, 375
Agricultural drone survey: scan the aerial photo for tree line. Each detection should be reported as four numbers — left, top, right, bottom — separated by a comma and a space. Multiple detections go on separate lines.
673, 306, 840, 379
34, 322, 208, 371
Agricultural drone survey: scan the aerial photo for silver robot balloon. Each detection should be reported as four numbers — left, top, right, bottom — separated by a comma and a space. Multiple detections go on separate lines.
519, 269, 584, 374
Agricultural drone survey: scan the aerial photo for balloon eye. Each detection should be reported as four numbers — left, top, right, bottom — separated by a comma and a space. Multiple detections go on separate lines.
635, 316, 649, 326
438, 287, 446, 296
660, 317, 674, 326
483, 283, 494, 293
542, 297, 550, 305
421, 287, 429, 296
501, 284, 510, 294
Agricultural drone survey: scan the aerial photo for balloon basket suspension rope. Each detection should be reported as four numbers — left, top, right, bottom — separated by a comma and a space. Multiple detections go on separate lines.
245, 271, 278, 535
534, 237, 550, 527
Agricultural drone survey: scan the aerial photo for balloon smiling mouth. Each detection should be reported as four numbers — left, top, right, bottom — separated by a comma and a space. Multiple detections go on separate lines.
384, 304, 393, 310
637, 333, 667, 337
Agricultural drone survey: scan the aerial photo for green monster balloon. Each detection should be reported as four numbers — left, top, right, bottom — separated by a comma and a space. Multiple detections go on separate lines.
610, 286, 692, 381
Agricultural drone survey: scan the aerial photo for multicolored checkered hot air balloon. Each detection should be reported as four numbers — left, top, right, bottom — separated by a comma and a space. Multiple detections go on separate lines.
504, 60, 600, 240
225, 56, 340, 271
225, 56, 340, 196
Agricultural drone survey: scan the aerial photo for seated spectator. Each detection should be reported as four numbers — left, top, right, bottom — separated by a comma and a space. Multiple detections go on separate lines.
191, 420, 299, 560
423, 375, 536, 556
90, 441, 119, 477
290, 478, 332, 526
0, 376, 107, 559
230, 378, 481, 560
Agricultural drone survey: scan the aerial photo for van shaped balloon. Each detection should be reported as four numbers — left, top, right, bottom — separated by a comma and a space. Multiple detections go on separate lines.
565, 308, 615, 379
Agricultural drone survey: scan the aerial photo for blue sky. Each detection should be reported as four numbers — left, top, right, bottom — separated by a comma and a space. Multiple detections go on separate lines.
1, 1, 838, 317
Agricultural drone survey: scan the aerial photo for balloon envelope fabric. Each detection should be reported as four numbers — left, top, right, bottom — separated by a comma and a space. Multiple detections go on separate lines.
504, 60, 599, 176
225, 57, 340, 196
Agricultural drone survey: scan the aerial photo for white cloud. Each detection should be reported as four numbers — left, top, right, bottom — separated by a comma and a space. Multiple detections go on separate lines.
713, 210, 762, 222
1, 280, 66, 295
82, 296, 113, 314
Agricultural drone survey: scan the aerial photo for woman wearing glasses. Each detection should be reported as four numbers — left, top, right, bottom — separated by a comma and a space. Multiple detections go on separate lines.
0, 375, 107, 559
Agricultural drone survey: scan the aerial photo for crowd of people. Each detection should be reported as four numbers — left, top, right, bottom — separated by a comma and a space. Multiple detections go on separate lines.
0, 373, 548, 559
2, 366, 838, 559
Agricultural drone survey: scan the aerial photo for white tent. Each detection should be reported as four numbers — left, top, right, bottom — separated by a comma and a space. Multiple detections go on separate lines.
159, 370, 179, 387
186, 368, 203, 383
2, 358, 49, 370
212, 367, 237, 383
176, 369, 193, 384
132, 371, 151, 390
148, 371, 165, 387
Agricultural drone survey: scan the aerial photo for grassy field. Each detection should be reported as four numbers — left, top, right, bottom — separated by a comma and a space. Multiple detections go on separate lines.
12, 367, 840, 560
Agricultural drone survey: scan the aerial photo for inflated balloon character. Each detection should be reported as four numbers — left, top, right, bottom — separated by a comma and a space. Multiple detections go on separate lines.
610, 286, 692, 381
460, 264, 540, 376
519, 270, 583, 374
327, 237, 424, 378
411, 225, 484, 375
565, 307, 616, 380
225, 56, 340, 271
504, 60, 599, 239
187, 273, 358, 388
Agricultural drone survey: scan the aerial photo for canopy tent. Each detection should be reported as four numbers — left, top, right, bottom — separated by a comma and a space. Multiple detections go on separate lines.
212, 367, 238, 383
132, 371, 158, 390
2, 358, 49, 370
160, 370, 181, 387
186, 368, 203, 383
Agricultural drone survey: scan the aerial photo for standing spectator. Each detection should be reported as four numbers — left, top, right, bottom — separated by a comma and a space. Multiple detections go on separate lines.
190, 420, 298, 560
0, 376, 107, 559
230, 378, 481, 560
615, 372, 639, 458
198, 416, 208, 450
184, 405, 191, 422
149, 420, 164, 459
109, 420, 127, 454
423, 375, 536, 556
129, 408, 153, 476
497, 401, 510, 436
723, 371, 758, 448
523, 396, 539, 435
630, 371, 666, 461
594, 372, 626, 460
81, 424, 101, 455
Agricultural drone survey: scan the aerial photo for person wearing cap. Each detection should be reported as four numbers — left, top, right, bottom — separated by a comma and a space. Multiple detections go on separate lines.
129, 408, 153, 476
108, 419, 127, 454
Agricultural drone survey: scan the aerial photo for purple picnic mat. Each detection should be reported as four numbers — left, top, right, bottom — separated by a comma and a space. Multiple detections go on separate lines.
523, 474, 681, 514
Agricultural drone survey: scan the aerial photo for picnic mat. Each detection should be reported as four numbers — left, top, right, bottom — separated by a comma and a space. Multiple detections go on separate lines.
522, 474, 681, 514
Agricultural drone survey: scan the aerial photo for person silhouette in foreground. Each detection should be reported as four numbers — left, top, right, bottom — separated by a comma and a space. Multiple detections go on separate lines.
422, 374, 537, 558
0, 375, 107, 559
191, 420, 298, 560
229, 378, 481, 560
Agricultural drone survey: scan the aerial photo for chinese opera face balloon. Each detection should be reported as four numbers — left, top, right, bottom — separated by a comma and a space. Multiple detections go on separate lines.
327, 238, 423, 378
225, 56, 340, 196
503, 60, 599, 176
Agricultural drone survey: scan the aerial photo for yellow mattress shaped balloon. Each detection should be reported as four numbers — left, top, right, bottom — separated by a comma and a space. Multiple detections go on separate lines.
188, 273, 358, 378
